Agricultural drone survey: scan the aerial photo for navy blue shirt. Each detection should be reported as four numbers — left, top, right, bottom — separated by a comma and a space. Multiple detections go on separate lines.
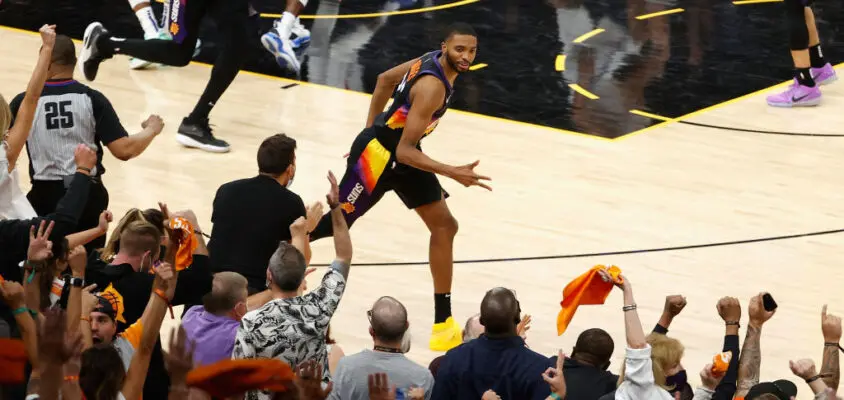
432, 335, 554, 400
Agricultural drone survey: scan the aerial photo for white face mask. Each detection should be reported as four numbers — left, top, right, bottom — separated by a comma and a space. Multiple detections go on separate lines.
286, 174, 294, 188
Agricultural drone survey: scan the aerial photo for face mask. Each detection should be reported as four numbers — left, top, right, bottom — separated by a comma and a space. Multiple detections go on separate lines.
286, 174, 294, 188
666, 369, 688, 393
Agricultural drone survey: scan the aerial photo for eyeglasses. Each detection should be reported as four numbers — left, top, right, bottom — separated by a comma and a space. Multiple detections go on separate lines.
366, 309, 373, 323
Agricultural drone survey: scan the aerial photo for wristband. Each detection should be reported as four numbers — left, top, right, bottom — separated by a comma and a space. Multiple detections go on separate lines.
81, 316, 90, 322
154, 289, 175, 319
549, 393, 563, 400
825, 342, 839, 347
12, 307, 27, 316
28, 309, 37, 317
76, 167, 91, 172
623, 304, 637, 312
805, 374, 823, 384
725, 321, 740, 327
64, 375, 79, 382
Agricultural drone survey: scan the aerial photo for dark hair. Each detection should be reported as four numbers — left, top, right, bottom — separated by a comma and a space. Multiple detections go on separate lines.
443, 22, 477, 41
51, 35, 77, 66
80, 346, 126, 400
257, 134, 297, 176
573, 328, 615, 368
267, 242, 306, 291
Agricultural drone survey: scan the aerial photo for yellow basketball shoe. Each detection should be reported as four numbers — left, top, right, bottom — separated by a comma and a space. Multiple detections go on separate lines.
429, 316, 462, 351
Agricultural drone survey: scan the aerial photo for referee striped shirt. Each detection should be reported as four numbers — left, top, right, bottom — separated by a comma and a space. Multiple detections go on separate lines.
9, 79, 128, 180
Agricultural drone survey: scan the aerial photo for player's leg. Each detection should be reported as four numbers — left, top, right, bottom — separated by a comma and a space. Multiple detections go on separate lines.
78, 0, 207, 81
309, 130, 392, 240
127, 0, 170, 70
766, 0, 821, 107
174, 0, 252, 153
392, 168, 462, 351
805, 4, 837, 85
260, 0, 308, 72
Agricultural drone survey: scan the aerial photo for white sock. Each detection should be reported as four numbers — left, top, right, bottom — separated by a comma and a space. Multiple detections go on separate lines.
135, 7, 160, 38
278, 12, 295, 40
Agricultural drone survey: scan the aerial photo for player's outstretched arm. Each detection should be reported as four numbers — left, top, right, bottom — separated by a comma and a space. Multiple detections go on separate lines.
367, 58, 420, 128
397, 77, 491, 191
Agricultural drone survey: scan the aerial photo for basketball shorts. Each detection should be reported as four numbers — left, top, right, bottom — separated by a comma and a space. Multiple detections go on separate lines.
162, 0, 190, 44
335, 127, 449, 227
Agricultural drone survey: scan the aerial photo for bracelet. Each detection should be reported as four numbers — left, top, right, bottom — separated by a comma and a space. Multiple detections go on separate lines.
12, 307, 27, 316
806, 374, 823, 384
28, 309, 38, 317
725, 321, 740, 327
80, 316, 90, 322
623, 304, 637, 312
76, 166, 91, 172
154, 288, 175, 320
63, 375, 79, 382
549, 393, 562, 400
825, 342, 839, 347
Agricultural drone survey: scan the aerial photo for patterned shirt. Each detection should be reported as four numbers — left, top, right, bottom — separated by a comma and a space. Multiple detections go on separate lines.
232, 266, 347, 400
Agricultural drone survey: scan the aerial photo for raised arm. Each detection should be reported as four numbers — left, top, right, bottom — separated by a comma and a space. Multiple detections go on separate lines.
65, 246, 87, 334
735, 293, 775, 397
712, 297, 741, 400
65, 211, 111, 249
653, 295, 686, 334
790, 358, 832, 397
820, 305, 841, 391
6, 24, 55, 170
367, 58, 419, 127
0, 281, 38, 373
396, 76, 490, 191
105, 114, 163, 161
327, 171, 351, 268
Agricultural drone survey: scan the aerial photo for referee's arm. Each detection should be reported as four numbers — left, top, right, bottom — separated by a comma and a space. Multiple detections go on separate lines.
90, 91, 163, 161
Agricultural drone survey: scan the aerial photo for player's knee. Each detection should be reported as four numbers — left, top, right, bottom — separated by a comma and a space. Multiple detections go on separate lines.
786, 0, 810, 50
432, 214, 459, 238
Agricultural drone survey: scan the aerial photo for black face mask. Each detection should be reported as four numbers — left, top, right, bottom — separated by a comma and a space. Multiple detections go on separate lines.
666, 369, 688, 394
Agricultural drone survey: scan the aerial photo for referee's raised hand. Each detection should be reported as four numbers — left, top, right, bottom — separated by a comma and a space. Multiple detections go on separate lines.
38, 24, 56, 48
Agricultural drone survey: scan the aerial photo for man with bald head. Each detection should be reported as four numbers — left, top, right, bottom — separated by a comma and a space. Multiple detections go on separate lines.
330, 296, 435, 399
429, 314, 484, 378
432, 287, 554, 399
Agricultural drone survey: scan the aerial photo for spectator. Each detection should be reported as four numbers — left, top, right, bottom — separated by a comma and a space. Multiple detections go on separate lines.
209, 133, 322, 294
431, 287, 554, 400
182, 271, 248, 366
329, 296, 434, 400
233, 171, 351, 400
0, 24, 53, 220
429, 314, 484, 378
550, 328, 617, 400
9, 34, 163, 251
735, 292, 777, 398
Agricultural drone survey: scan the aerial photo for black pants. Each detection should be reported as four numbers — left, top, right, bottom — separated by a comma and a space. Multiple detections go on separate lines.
786, 0, 813, 50
27, 180, 109, 252
106, 0, 252, 121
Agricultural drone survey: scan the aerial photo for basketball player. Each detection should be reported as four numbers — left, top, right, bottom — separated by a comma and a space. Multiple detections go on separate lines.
260, 0, 312, 73
77, 0, 252, 153
309, 23, 490, 352
124, 0, 201, 70
766, 0, 837, 107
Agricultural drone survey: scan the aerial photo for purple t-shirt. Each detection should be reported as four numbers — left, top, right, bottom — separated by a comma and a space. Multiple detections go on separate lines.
181, 306, 240, 366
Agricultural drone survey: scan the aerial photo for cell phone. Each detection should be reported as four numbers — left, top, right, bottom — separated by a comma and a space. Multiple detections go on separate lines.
762, 293, 777, 312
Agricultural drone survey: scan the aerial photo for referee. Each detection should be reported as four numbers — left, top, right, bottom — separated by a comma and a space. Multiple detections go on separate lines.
9, 34, 164, 250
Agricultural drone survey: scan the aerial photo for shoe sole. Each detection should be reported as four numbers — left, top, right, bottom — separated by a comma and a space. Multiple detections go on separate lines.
767, 98, 821, 108
261, 34, 301, 73
817, 74, 838, 86
129, 59, 154, 70
79, 22, 104, 81
292, 36, 311, 49
176, 134, 231, 153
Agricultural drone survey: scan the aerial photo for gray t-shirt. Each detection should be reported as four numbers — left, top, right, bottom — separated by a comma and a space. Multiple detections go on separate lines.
329, 349, 435, 400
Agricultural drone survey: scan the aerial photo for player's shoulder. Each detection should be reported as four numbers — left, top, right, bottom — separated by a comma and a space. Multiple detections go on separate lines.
410, 74, 447, 99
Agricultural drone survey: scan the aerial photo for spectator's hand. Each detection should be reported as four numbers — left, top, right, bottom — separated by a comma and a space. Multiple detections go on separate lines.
305, 202, 324, 233
790, 359, 818, 380
748, 292, 776, 328
663, 295, 687, 318
822, 305, 842, 343
326, 171, 340, 209
39, 308, 84, 365
699, 363, 723, 391
142, 114, 165, 135
517, 314, 532, 341
717, 297, 741, 323
158, 202, 171, 221
27, 219, 55, 262
367, 373, 396, 400
74, 143, 97, 171
541, 350, 567, 398
296, 267, 317, 295
407, 387, 425, 400
0, 281, 26, 309
482, 390, 501, 400
97, 210, 113, 234
597, 268, 627, 291
290, 216, 308, 238
164, 325, 194, 385
81, 284, 98, 314
39, 24, 56, 48
295, 360, 332, 400
154, 262, 177, 301
171, 209, 199, 230
67, 245, 87, 276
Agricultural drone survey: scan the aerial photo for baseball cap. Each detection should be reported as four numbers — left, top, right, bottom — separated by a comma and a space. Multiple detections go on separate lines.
745, 379, 797, 400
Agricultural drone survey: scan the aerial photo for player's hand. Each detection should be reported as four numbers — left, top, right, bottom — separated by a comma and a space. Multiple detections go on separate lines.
74, 143, 97, 171
448, 160, 492, 191
143, 115, 165, 135
39, 24, 56, 49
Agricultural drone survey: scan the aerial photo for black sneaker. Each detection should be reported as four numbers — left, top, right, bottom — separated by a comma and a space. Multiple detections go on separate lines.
176, 118, 231, 153
79, 22, 112, 82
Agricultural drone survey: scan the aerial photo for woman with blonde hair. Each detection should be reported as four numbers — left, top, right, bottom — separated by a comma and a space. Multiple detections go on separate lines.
99, 207, 166, 263
0, 25, 56, 220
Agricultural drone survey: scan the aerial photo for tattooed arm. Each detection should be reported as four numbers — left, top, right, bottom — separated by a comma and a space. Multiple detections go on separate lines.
735, 293, 776, 397
820, 305, 841, 391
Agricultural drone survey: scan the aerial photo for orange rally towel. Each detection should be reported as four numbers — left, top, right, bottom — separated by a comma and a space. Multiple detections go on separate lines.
557, 265, 623, 335
0, 338, 27, 384
186, 359, 295, 398
168, 217, 198, 271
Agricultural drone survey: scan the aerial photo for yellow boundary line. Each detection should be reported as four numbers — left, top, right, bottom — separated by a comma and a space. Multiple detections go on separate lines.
733, 0, 782, 4
629, 109, 672, 122
261, 0, 479, 19
635, 8, 685, 20
468, 63, 488, 71
555, 55, 566, 72
573, 29, 605, 44
569, 84, 600, 100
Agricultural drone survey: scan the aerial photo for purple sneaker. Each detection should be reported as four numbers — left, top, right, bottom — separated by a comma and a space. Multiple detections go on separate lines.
811, 63, 838, 86
766, 80, 821, 108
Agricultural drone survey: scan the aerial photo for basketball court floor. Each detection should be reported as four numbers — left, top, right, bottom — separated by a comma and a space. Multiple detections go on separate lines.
3, 0, 844, 393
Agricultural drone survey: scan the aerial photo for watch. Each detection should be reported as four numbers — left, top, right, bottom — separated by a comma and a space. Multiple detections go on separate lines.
66, 276, 85, 288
